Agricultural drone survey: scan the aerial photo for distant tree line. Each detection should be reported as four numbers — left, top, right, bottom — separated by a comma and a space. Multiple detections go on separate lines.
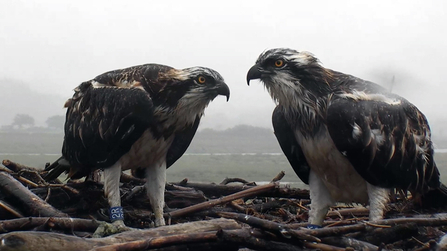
1, 114, 65, 132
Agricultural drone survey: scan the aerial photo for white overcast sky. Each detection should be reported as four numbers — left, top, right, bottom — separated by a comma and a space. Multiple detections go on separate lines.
1, 0, 446, 130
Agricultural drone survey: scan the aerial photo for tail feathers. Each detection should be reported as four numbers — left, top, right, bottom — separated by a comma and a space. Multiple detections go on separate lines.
44, 156, 71, 181
419, 183, 447, 208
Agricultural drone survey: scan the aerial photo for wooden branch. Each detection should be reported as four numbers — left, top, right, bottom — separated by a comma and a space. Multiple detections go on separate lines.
0, 219, 241, 251
2, 159, 40, 173
0, 200, 24, 218
167, 182, 278, 219
172, 181, 254, 197
326, 207, 369, 218
92, 231, 218, 251
251, 199, 287, 213
0, 172, 67, 217
217, 228, 304, 251
0, 231, 106, 251
321, 237, 382, 251
301, 214, 447, 238
173, 180, 309, 199
271, 171, 285, 182
217, 211, 320, 242
355, 223, 419, 246
303, 241, 345, 251
220, 177, 252, 185
0, 166, 13, 173
0, 217, 100, 233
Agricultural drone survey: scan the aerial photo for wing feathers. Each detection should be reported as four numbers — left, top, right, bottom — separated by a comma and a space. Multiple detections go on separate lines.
327, 95, 439, 191
272, 106, 311, 184
63, 85, 155, 169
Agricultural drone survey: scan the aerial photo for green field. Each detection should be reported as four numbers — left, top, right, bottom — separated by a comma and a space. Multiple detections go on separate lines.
2, 130, 447, 188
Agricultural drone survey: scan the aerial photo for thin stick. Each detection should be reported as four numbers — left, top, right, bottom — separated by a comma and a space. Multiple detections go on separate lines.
167, 182, 278, 219
217, 211, 321, 243
0, 200, 24, 218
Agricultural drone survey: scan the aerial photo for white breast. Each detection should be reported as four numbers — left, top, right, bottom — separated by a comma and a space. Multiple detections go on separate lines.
295, 128, 369, 203
119, 129, 174, 170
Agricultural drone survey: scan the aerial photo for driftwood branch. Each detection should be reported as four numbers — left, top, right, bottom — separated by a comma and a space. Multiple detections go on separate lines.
217, 228, 304, 251
0, 218, 240, 251
2, 159, 40, 173
172, 180, 310, 199
92, 231, 219, 251
220, 177, 253, 185
167, 182, 278, 219
299, 214, 447, 239
217, 211, 320, 242
0, 172, 67, 217
0, 217, 100, 233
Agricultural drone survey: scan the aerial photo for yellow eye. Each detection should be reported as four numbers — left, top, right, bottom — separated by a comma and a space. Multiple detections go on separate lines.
197, 76, 206, 84
274, 60, 284, 67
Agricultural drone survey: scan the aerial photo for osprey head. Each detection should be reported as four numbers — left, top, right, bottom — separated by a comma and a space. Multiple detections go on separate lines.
154, 66, 229, 126
246, 48, 332, 104
181, 66, 230, 102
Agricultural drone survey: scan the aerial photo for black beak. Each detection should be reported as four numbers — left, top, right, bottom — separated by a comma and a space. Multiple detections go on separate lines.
216, 82, 230, 101
246, 64, 262, 86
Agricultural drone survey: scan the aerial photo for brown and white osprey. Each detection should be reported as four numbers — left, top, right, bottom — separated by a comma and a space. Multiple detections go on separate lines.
46, 64, 230, 229
246, 48, 446, 227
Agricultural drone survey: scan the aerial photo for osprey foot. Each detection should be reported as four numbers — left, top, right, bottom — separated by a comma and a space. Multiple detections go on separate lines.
92, 221, 133, 238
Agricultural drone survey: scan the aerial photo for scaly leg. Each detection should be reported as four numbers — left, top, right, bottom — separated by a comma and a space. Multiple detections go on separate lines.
145, 161, 167, 226
103, 161, 125, 226
308, 170, 334, 227
367, 183, 389, 221
93, 162, 128, 237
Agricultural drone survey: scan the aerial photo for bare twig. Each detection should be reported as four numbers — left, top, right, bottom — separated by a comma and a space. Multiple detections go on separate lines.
0, 200, 24, 218
217, 211, 320, 242
220, 177, 252, 185
167, 182, 279, 219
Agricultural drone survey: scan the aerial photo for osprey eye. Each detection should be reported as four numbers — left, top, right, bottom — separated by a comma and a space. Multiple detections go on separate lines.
274, 60, 285, 68
197, 76, 206, 84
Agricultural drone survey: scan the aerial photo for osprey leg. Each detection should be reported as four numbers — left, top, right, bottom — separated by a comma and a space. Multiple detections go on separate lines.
367, 183, 389, 221
145, 162, 167, 226
103, 161, 125, 226
308, 170, 334, 226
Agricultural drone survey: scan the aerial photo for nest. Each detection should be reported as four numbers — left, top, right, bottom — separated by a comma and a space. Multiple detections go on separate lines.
1, 159, 447, 251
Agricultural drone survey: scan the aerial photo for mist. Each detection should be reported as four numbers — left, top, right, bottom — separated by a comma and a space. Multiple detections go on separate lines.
1, 0, 446, 137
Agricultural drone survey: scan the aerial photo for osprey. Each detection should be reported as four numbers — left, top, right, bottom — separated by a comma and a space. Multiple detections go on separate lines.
247, 48, 446, 227
46, 63, 230, 228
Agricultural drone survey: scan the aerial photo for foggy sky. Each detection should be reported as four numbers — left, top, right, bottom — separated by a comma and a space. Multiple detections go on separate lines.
1, 0, 446, 130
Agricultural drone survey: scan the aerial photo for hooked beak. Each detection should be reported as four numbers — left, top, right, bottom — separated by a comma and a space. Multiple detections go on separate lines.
215, 82, 230, 101
246, 64, 262, 86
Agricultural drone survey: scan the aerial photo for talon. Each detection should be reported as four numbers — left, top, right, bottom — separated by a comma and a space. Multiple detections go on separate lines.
154, 217, 166, 227
92, 221, 132, 238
